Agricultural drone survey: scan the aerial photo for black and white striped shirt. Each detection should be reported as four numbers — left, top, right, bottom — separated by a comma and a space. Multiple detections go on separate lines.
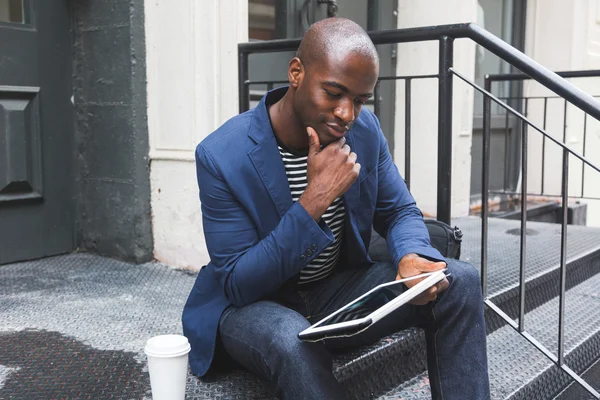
278, 146, 345, 284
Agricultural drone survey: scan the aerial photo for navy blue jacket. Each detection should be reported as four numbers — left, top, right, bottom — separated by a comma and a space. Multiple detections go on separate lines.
182, 87, 443, 376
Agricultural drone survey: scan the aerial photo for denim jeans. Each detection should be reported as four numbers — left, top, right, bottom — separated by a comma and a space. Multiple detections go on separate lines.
218, 259, 490, 400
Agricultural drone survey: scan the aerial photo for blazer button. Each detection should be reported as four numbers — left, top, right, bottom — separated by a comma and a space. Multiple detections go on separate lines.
306, 249, 313, 256
311, 244, 318, 251
300, 255, 306, 262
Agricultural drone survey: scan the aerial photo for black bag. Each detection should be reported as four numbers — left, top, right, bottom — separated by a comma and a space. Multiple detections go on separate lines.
368, 219, 463, 262
423, 219, 462, 260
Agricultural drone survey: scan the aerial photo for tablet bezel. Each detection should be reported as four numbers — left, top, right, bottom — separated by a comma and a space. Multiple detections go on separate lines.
298, 269, 448, 341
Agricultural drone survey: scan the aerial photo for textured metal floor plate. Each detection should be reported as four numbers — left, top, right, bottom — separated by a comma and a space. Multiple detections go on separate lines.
380, 270, 600, 400
0, 253, 424, 399
456, 216, 600, 296
1, 216, 599, 399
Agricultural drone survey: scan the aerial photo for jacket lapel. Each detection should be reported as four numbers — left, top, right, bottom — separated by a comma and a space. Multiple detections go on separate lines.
342, 130, 361, 210
342, 129, 369, 266
247, 89, 293, 219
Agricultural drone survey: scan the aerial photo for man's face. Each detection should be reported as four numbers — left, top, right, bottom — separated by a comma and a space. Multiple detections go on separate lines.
291, 52, 379, 146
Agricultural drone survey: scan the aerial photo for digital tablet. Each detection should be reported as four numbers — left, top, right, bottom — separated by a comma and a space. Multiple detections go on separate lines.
298, 269, 448, 341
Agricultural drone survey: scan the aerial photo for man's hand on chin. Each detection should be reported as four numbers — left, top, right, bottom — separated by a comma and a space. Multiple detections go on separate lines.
396, 253, 449, 305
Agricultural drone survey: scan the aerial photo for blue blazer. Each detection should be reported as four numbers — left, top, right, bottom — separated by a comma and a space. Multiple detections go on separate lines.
182, 87, 443, 376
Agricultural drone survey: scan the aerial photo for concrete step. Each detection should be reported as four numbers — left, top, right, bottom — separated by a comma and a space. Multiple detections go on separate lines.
378, 269, 600, 400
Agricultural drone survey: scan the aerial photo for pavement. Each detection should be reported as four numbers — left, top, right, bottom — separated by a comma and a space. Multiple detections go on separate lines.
0, 253, 196, 399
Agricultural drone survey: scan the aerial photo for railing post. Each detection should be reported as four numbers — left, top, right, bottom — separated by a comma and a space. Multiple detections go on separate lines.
519, 100, 529, 332
405, 78, 412, 191
438, 36, 454, 224
558, 147, 569, 365
238, 49, 249, 114
481, 76, 491, 298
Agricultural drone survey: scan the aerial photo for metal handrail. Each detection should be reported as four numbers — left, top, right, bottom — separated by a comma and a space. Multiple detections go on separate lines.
238, 23, 600, 398
239, 23, 600, 121
452, 69, 600, 174
486, 69, 600, 199
238, 23, 600, 224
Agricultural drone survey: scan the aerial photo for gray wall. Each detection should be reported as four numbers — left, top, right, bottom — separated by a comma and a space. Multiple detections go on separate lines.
72, 0, 153, 263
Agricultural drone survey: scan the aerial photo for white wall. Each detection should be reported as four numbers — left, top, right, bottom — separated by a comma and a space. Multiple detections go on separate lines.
524, 0, 600, 227
394, 0, 478, 219
145, 0, 248, 268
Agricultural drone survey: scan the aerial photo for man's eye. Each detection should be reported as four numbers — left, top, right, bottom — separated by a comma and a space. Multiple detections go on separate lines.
354, 99, 366, 105
325, 90, 341, 99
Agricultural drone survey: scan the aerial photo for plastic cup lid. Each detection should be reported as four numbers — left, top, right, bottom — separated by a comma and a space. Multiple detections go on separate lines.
144, 334, 191, 358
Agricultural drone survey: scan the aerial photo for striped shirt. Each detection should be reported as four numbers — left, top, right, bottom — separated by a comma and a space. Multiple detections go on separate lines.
278, 146, 346, 284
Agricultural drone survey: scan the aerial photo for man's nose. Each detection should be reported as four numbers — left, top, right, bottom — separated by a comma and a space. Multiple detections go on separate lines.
334, 99, 355, 126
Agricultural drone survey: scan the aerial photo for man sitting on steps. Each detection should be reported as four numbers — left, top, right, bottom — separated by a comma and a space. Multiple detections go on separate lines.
183, 17, 490, 400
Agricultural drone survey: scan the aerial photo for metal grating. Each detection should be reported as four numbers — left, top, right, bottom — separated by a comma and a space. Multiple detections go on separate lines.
1, 217, 599, 399
382, 269, 600, 399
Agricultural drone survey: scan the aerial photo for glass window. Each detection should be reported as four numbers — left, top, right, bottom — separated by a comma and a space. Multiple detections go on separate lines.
249, 0, 276, 40
0, 0, 24, 24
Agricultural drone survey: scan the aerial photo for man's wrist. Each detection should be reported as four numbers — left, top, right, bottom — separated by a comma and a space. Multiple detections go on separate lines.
298, 187, 331, 221
400, 253, 418, 262
397, 253, 418, 279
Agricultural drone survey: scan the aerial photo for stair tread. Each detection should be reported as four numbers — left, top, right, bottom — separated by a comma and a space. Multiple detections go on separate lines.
457, 217, 600, 298
188, 217, 600, 399
380, 271, 600, 400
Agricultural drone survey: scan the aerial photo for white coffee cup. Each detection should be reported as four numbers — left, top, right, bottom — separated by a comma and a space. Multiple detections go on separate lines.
144, 334, 191, 400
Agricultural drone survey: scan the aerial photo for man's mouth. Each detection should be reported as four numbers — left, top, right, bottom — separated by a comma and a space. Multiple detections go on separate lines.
325, 123, 349, 135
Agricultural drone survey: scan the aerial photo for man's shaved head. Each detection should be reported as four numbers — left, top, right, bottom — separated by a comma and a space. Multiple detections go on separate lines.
296, 18, 379, 69
271, 17, 379, 150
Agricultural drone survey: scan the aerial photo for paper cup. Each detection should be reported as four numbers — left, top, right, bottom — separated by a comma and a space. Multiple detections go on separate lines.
144, 334, 191, 400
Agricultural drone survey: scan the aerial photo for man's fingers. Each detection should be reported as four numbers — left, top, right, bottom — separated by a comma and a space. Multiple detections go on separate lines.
306, 127, 321, 156
436, 278, 449, 293
419, 261, 447, 272
407, 276, 449, 305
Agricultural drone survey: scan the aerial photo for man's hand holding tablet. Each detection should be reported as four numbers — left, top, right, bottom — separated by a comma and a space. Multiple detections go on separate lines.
397, 253, 449, 305
297, 269, 450, 342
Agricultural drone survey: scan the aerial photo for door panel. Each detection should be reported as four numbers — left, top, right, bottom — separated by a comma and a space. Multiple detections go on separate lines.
0, 0, 75, 264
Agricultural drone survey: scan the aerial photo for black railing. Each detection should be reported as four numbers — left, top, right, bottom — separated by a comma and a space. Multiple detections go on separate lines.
238, 23, 600, 398
486, 70, 600, 201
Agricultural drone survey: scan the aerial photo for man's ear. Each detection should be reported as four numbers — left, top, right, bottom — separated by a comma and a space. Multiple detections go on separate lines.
288, 57, 304, 89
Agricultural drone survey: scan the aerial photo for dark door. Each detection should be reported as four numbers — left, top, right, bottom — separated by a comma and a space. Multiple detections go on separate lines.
0, 0, 75, 264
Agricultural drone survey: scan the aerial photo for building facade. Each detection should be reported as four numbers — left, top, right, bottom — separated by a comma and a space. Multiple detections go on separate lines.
1, 0, 598, 269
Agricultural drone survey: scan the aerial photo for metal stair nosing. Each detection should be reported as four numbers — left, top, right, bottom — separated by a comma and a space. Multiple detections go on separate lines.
333, 328, 428, 400
504, 306, 600, 399
485, 246, 600, 334
345, 247, 600, 399
373, 247, 600, 400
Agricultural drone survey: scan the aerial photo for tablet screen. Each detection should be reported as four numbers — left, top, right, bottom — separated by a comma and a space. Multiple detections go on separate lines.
315, 281, 405, 327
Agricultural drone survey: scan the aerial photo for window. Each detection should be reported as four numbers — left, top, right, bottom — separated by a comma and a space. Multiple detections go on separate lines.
0, 0, 24, 24
249, 0, 276, 40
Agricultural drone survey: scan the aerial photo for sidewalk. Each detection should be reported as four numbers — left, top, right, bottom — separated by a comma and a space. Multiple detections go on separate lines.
0, 253, 198, 399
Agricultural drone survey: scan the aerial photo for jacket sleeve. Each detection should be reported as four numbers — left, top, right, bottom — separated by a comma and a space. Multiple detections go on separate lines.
369, 113, 445, 267
196, 144, 335, 308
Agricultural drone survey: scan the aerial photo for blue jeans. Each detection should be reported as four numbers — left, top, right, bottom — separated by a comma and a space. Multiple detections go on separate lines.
218, 259, 490, 400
